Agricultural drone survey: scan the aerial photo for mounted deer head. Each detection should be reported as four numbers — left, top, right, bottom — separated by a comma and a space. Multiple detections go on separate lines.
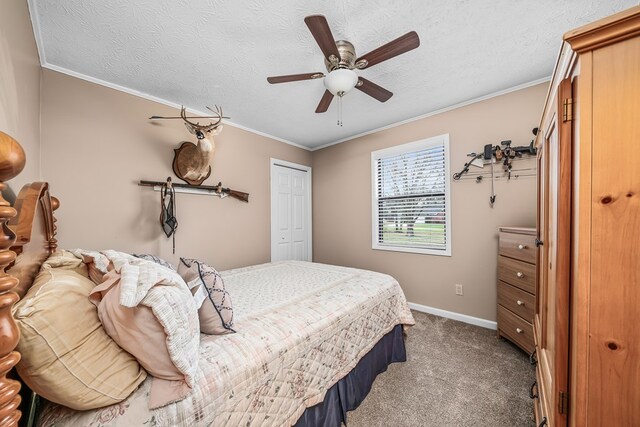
180, 105, 224, 141
171, 105, 225, 185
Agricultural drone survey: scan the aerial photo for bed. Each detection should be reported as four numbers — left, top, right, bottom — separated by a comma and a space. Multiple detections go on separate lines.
0, 134, 414, 427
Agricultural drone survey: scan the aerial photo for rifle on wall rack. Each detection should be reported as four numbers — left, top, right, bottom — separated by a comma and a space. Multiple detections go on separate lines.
138, 179, 249, 202
212, 182, 249, 202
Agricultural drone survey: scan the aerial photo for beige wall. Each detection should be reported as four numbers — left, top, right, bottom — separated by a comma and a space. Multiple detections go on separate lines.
312, 83, 547, 321
37, 60, 544, 321
41, 69, 312, 270
0, 0, 41, 188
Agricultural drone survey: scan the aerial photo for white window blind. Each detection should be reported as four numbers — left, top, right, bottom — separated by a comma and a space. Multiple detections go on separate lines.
371, 134, 451, 256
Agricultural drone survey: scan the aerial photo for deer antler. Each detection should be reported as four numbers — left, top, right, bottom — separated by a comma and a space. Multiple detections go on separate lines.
206, 105, 224, 126
180, 106, 223, 135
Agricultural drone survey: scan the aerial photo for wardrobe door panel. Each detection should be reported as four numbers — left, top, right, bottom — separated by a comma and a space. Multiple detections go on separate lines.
536, 77, 573, 427
589, 38, 640, 427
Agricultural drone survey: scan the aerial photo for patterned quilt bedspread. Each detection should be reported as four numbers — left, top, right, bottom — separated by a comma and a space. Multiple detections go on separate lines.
39, 261, 415, 427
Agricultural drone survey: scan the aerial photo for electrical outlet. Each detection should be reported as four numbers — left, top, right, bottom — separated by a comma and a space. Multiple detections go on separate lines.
455, 284, 464, 296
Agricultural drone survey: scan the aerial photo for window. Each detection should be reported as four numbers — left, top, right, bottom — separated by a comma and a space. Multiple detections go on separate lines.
371, 134, 451, 256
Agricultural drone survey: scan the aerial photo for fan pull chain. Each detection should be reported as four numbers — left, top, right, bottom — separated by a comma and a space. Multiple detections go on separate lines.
337, 95, 343, 127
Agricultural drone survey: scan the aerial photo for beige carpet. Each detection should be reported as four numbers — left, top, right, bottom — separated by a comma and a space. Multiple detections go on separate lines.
347, 311, 535, 427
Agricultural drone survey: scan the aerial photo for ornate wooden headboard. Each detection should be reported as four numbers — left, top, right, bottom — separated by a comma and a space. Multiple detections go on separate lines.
0, 132, 59, 426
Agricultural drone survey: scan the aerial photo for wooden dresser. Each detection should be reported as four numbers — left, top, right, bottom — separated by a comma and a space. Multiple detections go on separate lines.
496, 227, 536, 354
532, 6, 640, 427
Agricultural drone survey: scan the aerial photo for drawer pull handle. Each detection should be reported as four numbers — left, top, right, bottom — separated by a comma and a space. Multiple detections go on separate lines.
517, 272, 524, 278
529, 380, 538, 399
517, 300, 524, 306
518, 244, 526, 250
516, 328, 523, 334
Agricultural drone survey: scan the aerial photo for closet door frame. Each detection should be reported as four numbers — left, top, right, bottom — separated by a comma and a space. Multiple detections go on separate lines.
270, 158, 313, 262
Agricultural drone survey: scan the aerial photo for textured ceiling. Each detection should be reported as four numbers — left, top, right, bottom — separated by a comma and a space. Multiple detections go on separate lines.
29, 0, 637, 149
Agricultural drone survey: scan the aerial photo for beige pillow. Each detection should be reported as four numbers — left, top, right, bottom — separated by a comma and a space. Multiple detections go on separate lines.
13, 251, 147, 410
40, 250, 89, 276
178, 258, 235, 335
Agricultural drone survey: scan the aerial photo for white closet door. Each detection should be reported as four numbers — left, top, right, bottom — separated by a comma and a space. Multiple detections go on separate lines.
271, 161, 311, 262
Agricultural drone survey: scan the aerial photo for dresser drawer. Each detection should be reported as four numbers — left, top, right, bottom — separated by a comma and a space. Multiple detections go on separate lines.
499, 231, 536, 264
497, 281, 535, 323
497, 306, 534, 353
498, 256, 536, 294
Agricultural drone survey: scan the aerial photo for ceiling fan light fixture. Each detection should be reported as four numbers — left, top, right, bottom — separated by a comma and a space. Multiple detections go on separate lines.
323, 69, 358, 97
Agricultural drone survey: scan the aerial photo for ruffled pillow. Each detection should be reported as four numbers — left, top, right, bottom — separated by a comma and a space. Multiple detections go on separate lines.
72, 249, 200, 409
90, 271, 192, 408
178, 258, 235, 335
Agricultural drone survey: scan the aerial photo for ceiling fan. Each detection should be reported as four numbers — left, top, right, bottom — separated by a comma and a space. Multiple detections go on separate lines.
267, 15, 420, 115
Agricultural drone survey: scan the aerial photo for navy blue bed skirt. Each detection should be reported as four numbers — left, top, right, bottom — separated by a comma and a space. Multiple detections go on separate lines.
27, 325, 407, 427
293, 324, 407, 427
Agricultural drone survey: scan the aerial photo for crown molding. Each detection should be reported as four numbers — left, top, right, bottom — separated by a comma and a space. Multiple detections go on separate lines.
310, 76, 551, 151
41, 63, 311, 151
26, 0, 46, 64
564, 5, 640, 52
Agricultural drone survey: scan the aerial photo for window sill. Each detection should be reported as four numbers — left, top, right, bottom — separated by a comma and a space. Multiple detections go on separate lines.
372, 244, 451, 257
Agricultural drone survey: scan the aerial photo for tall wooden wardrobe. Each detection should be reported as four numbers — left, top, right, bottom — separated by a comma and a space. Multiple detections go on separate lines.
533, 6, 639, 427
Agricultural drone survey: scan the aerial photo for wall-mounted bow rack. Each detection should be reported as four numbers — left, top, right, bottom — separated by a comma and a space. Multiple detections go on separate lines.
452, 128, 538, 207
138, 178, 249, 202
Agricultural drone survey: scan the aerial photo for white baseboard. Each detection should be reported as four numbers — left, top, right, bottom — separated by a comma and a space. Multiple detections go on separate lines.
408, 302, 497, 330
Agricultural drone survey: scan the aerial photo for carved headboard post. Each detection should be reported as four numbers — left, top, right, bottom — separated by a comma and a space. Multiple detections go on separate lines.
50, 197, 60, 253
0, 132, 26, 426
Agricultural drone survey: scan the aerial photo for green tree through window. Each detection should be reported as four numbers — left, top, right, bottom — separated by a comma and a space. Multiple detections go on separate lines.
372, 135, 451, 256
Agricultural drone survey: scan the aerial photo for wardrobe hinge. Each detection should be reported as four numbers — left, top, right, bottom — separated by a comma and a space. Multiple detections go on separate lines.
562, 98, 574, 122
559, 391, 569, 414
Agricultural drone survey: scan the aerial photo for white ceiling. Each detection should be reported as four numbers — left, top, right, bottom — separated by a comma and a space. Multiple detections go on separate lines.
29, 0, 637, 149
